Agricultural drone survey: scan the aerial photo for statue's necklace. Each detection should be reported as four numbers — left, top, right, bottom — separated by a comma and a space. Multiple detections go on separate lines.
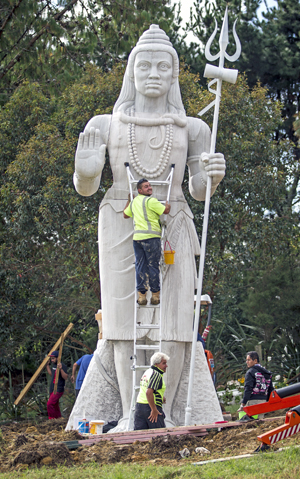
126, 107, 173, 179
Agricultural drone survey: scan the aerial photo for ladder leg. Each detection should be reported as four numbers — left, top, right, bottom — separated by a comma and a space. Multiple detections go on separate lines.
125, 163, 175, 431
127, 287, 138, 431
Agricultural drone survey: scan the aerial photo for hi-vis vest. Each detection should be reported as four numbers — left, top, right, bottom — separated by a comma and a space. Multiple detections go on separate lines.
126, 195, 165, 241
136, 366, 166, 407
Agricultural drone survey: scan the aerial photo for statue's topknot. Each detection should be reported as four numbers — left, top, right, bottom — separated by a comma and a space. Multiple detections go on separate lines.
136, 24, 173, 47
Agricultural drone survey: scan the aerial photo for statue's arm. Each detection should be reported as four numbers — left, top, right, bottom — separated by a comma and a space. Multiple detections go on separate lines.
187, 117, 226, 201
73, 115, 111, 197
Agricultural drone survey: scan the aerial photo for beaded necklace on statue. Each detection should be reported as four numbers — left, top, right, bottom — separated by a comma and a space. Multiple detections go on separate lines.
126, 107, 173, 179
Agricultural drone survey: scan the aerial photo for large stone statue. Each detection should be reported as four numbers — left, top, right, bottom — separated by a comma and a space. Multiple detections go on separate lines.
66, 25, 225, 430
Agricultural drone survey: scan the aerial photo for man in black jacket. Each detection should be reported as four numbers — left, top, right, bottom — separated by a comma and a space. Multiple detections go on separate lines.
238, 351, 274, 422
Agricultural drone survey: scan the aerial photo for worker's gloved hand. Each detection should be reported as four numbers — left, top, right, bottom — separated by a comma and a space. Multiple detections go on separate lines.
237, 405, 244, 412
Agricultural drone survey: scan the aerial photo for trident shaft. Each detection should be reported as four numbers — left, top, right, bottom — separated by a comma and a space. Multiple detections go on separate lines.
185, 7, 241, 427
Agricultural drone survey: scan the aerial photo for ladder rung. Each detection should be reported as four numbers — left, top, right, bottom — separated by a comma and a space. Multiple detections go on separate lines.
134, 385, 140, 390
137, 304, 160, 309
136, 345, 160, 350
132, 365, 150, 370
136, 324, 159, 329
129, 180, 171, 186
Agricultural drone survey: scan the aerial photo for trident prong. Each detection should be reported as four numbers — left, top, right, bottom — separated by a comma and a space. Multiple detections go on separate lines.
205, 20, 219, 62
185, 6, 241, 427
205, 7, 241, 64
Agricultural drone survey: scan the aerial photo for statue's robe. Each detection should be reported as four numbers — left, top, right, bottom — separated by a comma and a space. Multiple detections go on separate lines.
99, 111, 211, 341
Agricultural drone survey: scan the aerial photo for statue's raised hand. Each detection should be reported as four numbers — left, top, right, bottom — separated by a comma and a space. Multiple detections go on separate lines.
75, 127, 106, 179
200, 152, 226, 186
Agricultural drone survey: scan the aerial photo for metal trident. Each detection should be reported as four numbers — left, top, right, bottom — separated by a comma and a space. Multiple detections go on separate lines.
185, 7, 241, 427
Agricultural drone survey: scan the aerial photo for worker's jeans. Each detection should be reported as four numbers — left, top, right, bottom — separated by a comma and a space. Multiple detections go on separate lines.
133, 238, 161, 293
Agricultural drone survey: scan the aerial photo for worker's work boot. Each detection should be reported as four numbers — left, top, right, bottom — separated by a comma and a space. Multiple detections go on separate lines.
137, 292, 147, 306
151, 291, 160, 305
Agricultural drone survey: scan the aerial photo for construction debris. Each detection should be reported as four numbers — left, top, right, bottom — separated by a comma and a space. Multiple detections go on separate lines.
0, 415, 300, 472
195, 446, 210, 455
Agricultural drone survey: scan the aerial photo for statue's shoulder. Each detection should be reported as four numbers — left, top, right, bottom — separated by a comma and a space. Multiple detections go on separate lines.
84, 114, 112, 132
83, 114, 112, 144
187, 116, 210, 142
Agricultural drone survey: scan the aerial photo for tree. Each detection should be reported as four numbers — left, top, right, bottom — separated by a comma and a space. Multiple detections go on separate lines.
182, 74, 297, 374
240, 258, 300, 378
0, 65, 297, 398
0, 66, 125, 372
0, 0, 176, 103
186, 0, 300, 211
180, 0, 262, 82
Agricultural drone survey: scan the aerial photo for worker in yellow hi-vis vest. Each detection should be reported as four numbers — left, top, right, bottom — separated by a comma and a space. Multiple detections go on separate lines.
123, 178, 171, 306
134, 352, 169, 430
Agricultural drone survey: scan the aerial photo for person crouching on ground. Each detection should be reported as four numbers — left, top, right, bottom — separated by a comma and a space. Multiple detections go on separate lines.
238, 350, 274, 421
46, 351, 68, 419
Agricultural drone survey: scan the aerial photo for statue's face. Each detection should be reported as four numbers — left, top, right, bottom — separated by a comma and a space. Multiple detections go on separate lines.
134, 51, 173, 98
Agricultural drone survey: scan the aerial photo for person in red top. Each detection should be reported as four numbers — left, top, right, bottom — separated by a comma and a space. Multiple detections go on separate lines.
46, 351, 68, 419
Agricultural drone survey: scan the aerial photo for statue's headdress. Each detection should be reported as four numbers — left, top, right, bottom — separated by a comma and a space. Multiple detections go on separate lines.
127, 24, 179, 80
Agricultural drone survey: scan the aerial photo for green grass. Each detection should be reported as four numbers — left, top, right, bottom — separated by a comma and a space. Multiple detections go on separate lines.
1, 447, 299, 478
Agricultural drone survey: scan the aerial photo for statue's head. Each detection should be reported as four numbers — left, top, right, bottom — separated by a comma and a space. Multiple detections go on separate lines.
127, 25, 179, 81
113, 25, 185, 114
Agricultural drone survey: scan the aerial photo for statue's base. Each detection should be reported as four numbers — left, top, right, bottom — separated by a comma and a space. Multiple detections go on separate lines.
66, 339, 223, 431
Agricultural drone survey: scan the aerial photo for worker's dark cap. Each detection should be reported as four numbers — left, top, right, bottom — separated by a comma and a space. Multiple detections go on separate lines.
137, 178, 149, 189
49, 351, 59, 358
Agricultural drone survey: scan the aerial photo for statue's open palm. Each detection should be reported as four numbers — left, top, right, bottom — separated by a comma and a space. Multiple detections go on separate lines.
75, 127, 106, 179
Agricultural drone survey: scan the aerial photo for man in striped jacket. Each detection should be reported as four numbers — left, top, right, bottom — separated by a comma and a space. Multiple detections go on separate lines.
134, 352, 169, 430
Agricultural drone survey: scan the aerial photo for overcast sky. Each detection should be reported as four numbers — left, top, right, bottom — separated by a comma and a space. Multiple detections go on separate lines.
171, 0, 278, 44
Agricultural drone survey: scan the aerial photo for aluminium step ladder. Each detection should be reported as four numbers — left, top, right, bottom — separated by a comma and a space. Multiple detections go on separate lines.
124, 162, 175, 431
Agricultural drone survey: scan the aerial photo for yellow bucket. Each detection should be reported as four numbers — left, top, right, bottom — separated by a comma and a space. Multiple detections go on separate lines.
89, 420, 105, 435
164, 250, 175, 265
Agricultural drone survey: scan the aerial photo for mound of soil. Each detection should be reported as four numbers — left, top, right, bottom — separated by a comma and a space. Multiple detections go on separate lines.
13, 442, 72, 468
1, 415, 300, 472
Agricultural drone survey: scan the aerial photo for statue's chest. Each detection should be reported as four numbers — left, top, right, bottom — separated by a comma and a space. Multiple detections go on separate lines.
108, 119, 188, 180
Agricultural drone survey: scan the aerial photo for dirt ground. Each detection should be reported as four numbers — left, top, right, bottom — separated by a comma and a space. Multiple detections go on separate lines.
1, 414, 300, 472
